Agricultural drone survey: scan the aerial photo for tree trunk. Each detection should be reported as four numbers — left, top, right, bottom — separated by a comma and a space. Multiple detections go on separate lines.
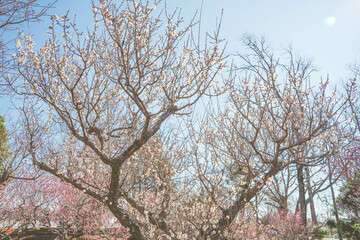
297, 165, 307, 227
109, 206, 148, 240
329, 169, 343, 240
305, 167, 317, 225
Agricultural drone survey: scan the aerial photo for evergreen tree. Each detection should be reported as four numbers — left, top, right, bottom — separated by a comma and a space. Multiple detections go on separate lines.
0, 116, 10, 182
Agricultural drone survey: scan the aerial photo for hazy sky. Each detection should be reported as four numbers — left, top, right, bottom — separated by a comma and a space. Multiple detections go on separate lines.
180, 0, 360, 84
3, 0, 359, 115
33, 0, 359, 85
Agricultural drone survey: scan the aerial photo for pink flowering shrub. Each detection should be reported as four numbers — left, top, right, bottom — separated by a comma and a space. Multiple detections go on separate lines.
264, 211, 312, 240
0, 172, 130, 239
227, 217, 259, 239
330, 138, 360, 182
53, 181, 130, 238
332, 139, 360, 217
223, 210, 312, 239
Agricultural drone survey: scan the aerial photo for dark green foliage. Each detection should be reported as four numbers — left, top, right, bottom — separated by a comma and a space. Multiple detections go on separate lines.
312, 227, 329, 240
339, 219, 360, 240
0, 116, 10, 173
338, 172, 360, 220
326, 219, 337, 229
336, 171, 360, 240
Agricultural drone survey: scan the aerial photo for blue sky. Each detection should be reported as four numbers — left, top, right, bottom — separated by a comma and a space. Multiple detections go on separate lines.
34, 0, 360, 85
191, 0, 360, 82
2, 0, 360, 113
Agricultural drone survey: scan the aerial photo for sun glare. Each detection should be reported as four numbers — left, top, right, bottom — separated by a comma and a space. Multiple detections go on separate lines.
324, 16, 336, 27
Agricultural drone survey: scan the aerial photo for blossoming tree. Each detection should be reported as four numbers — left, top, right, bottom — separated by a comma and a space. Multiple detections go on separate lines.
10, 0, 343, 239
1, 0, 55, 86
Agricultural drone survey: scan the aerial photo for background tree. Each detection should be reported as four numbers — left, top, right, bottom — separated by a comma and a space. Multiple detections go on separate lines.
0, 116, 34, 190
327, 61, 360, 240
183, 35, 343, 239
331, 137, 360, 240
264, 165, 297, 213
338, 170, 360, 217
0, 115, 10, 187
337, 172, 360, 240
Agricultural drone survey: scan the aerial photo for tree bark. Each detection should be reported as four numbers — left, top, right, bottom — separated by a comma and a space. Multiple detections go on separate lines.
297, 165, 307, 227
305, 167, 317, 224
329, 168, 343, 240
